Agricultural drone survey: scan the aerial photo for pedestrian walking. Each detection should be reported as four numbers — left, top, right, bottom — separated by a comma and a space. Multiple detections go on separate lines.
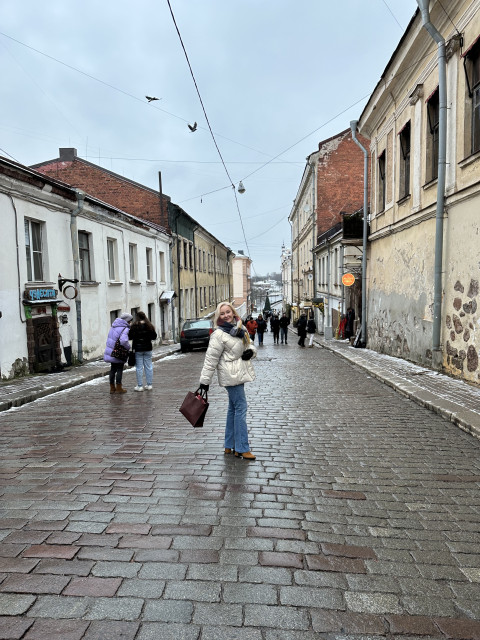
199, 301, 257, 460
256, 314, 267, 346
128, 311, 157, 391
307, 314, 316, 347
58, 314, 74, 366
297, 313, 307, 347
279, 313, 290, 344
345, 307, 355, 339
270, 313, 280, 344
245, 316, 257, 344
104, 312, 132, 394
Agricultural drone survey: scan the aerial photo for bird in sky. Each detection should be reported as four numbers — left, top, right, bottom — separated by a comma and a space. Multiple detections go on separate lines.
188, 122, 197, 132
145, 96, 160, 102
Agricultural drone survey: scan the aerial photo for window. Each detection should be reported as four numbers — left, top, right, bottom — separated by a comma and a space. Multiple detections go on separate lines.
110, 309, 119, 325
148, 303, 155, 324
203, 250, 206, 272
146, 248, 153, 280
25, 219, 43, 281
378, 150, 386, 212
189, 243, 193, 270
426, 88, 439, 181
129, 243, 138, 280
159, 251, 166, 282
465, 39, 480, 154
399, 122, 411, 199
131, 307, 140, 319
107, 238, 117, 280
183, 241, 188, 269
78, 231, 92, 281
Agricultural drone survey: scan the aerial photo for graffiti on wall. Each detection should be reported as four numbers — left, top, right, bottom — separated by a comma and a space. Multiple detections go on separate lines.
445, 279, 479, 379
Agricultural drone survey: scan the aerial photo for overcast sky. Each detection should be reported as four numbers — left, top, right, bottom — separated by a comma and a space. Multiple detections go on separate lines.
1, 0, 418, 275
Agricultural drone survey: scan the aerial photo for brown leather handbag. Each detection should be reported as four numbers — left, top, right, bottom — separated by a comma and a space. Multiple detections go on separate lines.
179, 388, 209, 428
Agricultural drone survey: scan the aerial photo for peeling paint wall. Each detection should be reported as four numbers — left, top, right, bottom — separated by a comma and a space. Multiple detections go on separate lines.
367, 220, 435, 365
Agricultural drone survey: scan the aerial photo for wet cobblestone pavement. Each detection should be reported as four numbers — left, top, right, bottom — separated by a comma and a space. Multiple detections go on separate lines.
0, 335, 479, 639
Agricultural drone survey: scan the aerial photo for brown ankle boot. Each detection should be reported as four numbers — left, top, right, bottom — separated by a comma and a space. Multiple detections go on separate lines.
110, 384, 116, 394
115, 384, 127, 394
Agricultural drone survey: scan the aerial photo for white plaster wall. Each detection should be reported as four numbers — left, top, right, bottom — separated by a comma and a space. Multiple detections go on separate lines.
0, 181, 172, 379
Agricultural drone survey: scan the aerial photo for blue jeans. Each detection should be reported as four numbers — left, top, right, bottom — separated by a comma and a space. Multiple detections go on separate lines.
257, 332, 264, 345
280, 327, 288, 343
135, 351, 153, 386
225, 384, 250, 453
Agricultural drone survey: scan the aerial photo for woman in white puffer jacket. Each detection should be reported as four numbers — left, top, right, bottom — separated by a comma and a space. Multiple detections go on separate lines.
199, 302, 257, 460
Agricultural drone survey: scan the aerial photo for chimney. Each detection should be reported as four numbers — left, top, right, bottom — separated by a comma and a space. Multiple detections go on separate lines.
59, 148, 77, 161
238, 250, 244, 255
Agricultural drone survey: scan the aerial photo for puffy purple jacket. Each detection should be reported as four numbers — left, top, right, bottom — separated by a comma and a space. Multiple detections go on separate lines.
104, 318, 131, 364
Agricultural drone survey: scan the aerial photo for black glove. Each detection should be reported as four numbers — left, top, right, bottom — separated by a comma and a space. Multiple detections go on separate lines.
199, 383, 209, 392
241, 349, 253, 361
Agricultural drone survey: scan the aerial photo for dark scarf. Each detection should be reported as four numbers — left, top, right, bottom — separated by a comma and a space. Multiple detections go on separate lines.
217, 319, 246, 339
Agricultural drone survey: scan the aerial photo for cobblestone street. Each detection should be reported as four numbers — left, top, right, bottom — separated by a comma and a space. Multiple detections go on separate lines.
1, 336, 480, 640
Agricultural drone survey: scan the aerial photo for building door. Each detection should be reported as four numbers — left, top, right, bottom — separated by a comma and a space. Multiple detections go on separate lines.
32, 316, 57, 372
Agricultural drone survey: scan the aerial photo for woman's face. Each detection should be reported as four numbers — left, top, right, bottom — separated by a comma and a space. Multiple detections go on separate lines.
219, 305, 234, 324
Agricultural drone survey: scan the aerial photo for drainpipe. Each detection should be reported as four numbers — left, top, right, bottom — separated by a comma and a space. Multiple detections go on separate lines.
417, 0, 447, 370
350, 121, 368, 346
71, 189, 85, 362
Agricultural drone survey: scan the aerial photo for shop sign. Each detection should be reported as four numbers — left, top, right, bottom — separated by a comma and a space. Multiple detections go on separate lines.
24, 288, 57, 302
58, 304, 71, 312
342, 273, 355, 287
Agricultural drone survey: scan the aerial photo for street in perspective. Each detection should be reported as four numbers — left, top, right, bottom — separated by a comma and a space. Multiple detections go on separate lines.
1, 334, 480, 640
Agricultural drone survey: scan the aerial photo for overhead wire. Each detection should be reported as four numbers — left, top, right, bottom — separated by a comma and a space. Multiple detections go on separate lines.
165, 0, 255, 272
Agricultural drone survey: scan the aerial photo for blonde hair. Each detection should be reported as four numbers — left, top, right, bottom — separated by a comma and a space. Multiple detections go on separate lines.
214, 301, 251, 346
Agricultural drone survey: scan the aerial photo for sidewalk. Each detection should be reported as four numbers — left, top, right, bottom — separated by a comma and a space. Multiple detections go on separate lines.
0, 342, 179, 413
314, 333, 480, 440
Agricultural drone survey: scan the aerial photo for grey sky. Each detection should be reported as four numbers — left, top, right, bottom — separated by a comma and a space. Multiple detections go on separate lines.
1, 0, 418, 275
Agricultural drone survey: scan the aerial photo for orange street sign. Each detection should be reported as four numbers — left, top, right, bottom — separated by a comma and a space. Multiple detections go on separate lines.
342, 273, 355, 287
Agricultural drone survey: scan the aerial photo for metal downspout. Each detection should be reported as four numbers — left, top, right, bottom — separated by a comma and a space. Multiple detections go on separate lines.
71, 189, 85, 362
417, 0, 447, 370
350, 121, 368, 346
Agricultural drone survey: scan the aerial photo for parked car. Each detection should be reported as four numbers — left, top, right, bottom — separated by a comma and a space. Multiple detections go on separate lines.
180, 318, 214, 353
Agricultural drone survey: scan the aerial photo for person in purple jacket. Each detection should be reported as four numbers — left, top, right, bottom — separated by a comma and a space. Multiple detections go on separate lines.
104, 312, 132, 394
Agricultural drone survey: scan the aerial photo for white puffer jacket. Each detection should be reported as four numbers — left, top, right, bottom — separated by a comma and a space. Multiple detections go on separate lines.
199, 328, 257, 387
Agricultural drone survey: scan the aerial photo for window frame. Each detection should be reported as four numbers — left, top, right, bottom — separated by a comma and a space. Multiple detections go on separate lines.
25, 218, 44, 282
78, 231, 92, 282
107, 238, 117, 281
377, 150, 386, 212
399, 121, 411, 200
129, 243, 138, 281
146, 247, 153, 281
426, 89, 440, 182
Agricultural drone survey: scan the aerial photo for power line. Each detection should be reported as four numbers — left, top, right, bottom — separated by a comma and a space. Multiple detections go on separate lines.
165, 0, 254, 272
380, 0, 404, 30
437, 0, 461, 35
0, 30, 277, 160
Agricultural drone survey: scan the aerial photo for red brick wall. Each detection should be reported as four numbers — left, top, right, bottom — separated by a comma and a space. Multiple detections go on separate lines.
35, 160, 170, 229
316, 131, 369, 236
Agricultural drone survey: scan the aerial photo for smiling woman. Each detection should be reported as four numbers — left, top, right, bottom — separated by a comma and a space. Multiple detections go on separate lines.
198, 301, 257, 460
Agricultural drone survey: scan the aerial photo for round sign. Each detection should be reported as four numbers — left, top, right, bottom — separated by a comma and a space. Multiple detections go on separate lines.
342, 273, 355, 287
62, 285, 78, 299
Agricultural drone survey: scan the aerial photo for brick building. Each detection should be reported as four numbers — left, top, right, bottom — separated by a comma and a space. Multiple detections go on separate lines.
32, 149, 233, 336
289, 128, 368, 330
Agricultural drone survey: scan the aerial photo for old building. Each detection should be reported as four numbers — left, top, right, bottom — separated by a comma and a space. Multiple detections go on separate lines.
289, 129, 368, 327
232, 251, 252, 318
357, 0, 480, 383
33, 149, 233, 335
0, 156, 172, 379
280, 244, 292, 313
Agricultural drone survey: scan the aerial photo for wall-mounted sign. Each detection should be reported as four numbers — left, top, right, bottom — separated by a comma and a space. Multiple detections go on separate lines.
24, 288, 57, 302
342, 273, 355, 287
57, 304, 71, 312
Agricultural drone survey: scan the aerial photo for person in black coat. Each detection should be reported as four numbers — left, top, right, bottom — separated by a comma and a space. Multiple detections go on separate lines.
256, 315, 267, 346
297, 313, 307, 347
270, 314, 281, 344
128, 311, 157, 391
279, 313, 290, 344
